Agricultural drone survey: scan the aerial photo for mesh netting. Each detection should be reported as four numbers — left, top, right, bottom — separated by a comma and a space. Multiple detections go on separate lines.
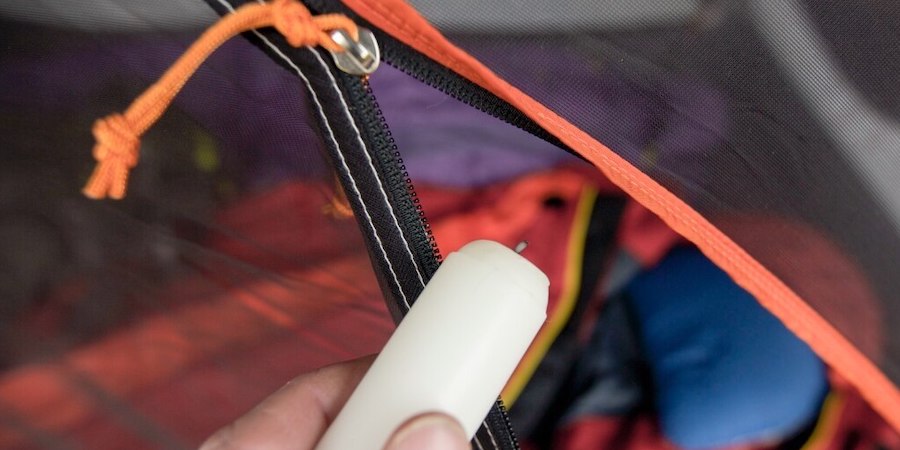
0, 8, 393, 448
415, 0, 900, 382
4, 0, 900, 448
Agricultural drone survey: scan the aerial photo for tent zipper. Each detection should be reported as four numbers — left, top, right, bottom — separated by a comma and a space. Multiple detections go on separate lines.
304, 0, 567, 154
377, 48, 565, 149
321, 22, 444, 273
328, 23, 521, 450
342, 71, 444, 276
346, 63, 524, 450
197, 0, 524, 446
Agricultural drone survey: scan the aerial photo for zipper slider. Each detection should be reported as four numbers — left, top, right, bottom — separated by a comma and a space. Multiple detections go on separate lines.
328, 27, 380, 76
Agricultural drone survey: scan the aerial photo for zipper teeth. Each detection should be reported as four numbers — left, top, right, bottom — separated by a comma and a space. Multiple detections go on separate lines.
355, 75, 443, 271
348, 63, 522, 450
355, 35, 523, 450
385, 54, 511, 124
494, 398, 520, 449
302, 0, 563, 150
346, 73, 521, 450
380, 48, 565, 149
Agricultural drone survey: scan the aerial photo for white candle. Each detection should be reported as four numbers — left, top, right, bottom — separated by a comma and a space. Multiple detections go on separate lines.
315, 240, 549, 450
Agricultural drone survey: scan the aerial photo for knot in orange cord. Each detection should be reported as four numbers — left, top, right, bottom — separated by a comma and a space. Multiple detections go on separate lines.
82, 114, 140, 200
272, 0, 359, 51
92, 114, 140, 166
82, 0, 362, 200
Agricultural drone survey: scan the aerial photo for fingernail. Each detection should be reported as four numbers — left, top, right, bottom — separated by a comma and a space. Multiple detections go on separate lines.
385, 414, 470, 450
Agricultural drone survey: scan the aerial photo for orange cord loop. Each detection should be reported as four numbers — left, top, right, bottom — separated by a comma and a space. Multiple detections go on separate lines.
272, 0, 358, 50
82, 0, 360, 200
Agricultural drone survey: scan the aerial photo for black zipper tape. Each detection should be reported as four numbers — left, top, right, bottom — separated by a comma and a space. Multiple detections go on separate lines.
202, 1, 524, 448
333, 54, 521, 450
342, 74, 443, 281
204, 0, 422, 318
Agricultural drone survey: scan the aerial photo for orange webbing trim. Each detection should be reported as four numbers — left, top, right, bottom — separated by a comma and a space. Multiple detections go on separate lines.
342, 0, 900, 432
83, 0, 358, 200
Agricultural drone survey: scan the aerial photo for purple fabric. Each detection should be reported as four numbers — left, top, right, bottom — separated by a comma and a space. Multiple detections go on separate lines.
0, 31, 328, 190
371, 42, 726, 189
369, 65, 578, 187
2, 31, 725, 191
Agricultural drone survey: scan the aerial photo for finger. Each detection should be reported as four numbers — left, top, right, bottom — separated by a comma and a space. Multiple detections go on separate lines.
384, 413, 471, 450
200, 354, 376, 450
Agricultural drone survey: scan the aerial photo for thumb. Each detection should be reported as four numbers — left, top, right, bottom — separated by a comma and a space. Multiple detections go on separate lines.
384, 414, 471, 450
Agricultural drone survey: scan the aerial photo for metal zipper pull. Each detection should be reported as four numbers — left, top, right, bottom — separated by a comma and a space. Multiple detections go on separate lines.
328, 27, 380, 76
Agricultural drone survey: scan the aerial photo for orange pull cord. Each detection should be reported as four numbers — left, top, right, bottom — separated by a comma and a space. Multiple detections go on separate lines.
82, 0, 359, 200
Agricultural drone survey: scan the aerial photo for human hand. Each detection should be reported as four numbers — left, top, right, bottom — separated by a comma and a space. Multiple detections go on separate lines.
199, 355, 471, 450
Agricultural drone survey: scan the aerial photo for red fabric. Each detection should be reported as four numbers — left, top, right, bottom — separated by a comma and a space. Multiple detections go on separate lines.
3, 175, 895, 449
618, 201, 684, 267
417, 164, 679, 267
3, 169, 670, 449
553, 386, 900, 450
208, 181, 366, 272
818, 374, 900, 450
0, 181, 393, 449
418, 169, 585, 323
